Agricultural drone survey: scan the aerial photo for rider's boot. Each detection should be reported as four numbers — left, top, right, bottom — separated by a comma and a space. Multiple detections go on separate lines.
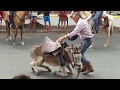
81, 64, 87, 72
83, 61, 94, 74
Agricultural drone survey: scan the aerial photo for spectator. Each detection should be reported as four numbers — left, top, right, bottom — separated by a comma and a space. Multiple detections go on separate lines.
28, 11, 38, 32
58, 11, 67, 29
12, 74, 31, 79
43, 11, 52, 31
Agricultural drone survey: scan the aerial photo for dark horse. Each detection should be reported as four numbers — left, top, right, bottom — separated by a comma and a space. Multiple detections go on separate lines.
0, 11, 26, 45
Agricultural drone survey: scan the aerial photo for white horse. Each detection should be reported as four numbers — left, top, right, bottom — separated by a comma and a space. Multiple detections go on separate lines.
70, 11, 114, 48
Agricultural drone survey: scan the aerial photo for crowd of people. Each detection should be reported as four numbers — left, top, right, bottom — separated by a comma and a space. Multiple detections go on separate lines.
27, 11, 68, 31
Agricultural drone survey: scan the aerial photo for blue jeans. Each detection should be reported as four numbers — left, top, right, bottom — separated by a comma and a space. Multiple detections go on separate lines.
58, 55, 65, 66
93, 11, 103, 32
44, 16, 50, 23
81, 38, 93, 65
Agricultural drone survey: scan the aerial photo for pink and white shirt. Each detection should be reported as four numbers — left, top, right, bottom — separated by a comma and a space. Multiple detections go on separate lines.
67, 18, 94, 40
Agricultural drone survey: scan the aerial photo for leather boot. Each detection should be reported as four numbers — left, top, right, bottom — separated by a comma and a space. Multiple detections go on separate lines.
81, 64, 87, 72
83, 61, 94, 75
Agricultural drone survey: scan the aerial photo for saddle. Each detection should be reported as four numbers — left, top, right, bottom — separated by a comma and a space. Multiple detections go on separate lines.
41, 36, 62, 56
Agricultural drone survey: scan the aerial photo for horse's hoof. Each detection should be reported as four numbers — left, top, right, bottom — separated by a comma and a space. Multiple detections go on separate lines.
104, 44, 108, 47
53, 71, 68, 77
6, 38, 9, 42
21, 42, 24, 46
9, 36, 12, 40
13, 43, 15, 45
31, 68, 35, 73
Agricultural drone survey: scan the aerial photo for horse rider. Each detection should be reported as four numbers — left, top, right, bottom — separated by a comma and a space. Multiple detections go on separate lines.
92, 11, 103, 33
9, 11, 16, 29
56, 12, 94, 74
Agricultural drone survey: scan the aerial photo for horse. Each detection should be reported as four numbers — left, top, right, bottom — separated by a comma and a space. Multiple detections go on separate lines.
30, 42, 82, 79
12, 11, 26, 45
1, 11, 26, 45
70, 11, 114, 48
0, 11, 11, 42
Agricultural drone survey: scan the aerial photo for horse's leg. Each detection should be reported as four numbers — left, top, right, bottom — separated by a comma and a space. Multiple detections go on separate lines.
13, 27, 18, 45
20, 26, 24, 45
30, 56, 44, 75
37, 58, 51, 72
88, 19, 94, 49
38, 64, 51, 72
66, 64, 73, 75
89, 19, 95, 34
35, 59, 51, 75
7, 21, 11, 40
5, 20, 11, 42
104, 27, 110, 47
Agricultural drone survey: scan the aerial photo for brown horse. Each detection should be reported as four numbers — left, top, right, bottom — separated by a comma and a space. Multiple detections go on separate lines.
13, 11, 26, 45
0, 11, 11, 42
1, 11, 26, 45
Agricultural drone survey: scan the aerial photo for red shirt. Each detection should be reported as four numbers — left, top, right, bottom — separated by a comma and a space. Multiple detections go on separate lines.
58, 11, 67, 18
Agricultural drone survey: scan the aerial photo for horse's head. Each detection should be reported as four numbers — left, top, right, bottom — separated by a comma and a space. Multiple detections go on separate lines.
65, 44, 81, 65
67, 44, 82, 79
70, 44, 81, 64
